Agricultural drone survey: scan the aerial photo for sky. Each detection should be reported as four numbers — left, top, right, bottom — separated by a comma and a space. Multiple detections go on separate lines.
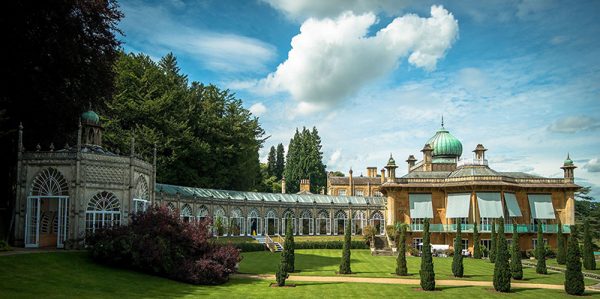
118, 0, 600, 199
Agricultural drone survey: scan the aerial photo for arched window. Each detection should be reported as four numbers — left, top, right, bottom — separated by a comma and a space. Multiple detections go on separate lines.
230, 208, 244, 236
213, 207, 227, 236
85, 191, 121, 233
31, 168, 68, 196
247, 208, 261, 236
352, 210, 367, 235
370, 210, 385, 235
316, 210, 330, 235
166, 202, 176, 213
281, 209, 296, 235
299, 209, 313, 235
265, 209, 278, 235
197, 205, 209, 220
334, 210, 347, 235
133, 176, 149, 213
181, 204, 193, 222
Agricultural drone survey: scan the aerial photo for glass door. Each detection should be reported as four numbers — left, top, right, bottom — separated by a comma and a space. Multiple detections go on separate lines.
25, 197, 40, 248
57, 197, 68, 248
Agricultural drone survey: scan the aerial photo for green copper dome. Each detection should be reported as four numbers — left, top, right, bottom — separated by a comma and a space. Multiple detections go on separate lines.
564, 153, 574, 166
426, 125, 463, 158
386, 154, 397, 167
81, 110, 100, 125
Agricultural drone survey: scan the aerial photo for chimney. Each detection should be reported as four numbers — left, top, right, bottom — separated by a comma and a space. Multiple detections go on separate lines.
281, 176, 286, 194
406, 155, 417, 173
560, 153, 576, 183
349, 168, 354, 196
421, 144, 433, 171
473, 144, 487, 160
299, 178, 311, 193
366, 167, 377, 177
380, 168, 386, 184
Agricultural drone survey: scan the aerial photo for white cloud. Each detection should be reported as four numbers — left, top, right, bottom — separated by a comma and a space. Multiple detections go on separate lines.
548, 116, 600, 133
249, 102, 267, 116
328, 149, 342, 166
121, 3, 276, 73
584, 158, 600, 173
261, 0, 412, 20
261, 5, 458, 113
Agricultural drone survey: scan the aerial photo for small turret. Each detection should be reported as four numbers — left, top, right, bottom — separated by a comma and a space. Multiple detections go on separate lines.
385, 154, 398, 182
560, 153, 576, 183
81, 105, 103, 146
473, 144, 487, 160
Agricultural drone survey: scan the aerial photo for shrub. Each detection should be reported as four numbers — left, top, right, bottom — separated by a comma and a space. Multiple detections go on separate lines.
583, 220, 596, 270
419, 219, 435, 291
473, 223, 481, 259
536, 222, 547, 274
490, 221, 496, 263
0, 240, 12, 251
557, 220, 566, 265
408, 247, 420, 256
283, 217, 295, 272
493, 217, 511, 292
294, 240, 368, 249
544, 247, 556, 259
363, 225, 376, 247
565, 225, 585, 295
396, 225, 408, 276
386, 225, 397, 242
452, 222, 464, 277
445, 248, 455, 257
510, 224, 523, 280
339, 219, 352, 274
86, 206, 240, 285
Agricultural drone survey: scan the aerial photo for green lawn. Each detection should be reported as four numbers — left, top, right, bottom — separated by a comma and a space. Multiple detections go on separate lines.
544, 259, 600, 275
292, 235, 365, 242
240, 249, 598, 286
0, 252, 599, 298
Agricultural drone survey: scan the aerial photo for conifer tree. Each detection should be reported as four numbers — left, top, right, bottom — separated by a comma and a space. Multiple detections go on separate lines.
583, 219, 596, 270
511, 223, 523, 280
339, 218, 352, 274
565, 226, 585, 295
493, 217, 511, 292
276, 248, 289, 286
473, 222, 481, 259
536, 222, 547, 274
282, 217, 295, 272
557, 220, 566, 265
275, 143, 285, 180
420, 219, 435, 291
490, 220, 497, 263
452, 221, 464, 277
283, 127, 327, 193
396, 224, 408, 276
267, 146, 276, 177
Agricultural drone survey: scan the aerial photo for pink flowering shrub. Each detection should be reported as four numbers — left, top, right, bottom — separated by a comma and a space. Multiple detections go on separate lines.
87, 205, 240, 285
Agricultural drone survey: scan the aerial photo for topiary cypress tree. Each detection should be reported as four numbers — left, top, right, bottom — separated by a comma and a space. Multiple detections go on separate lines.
276, 253, 289, 286
493, 217, 511, 292
396, 224, 408, 276
510, 223, 523, 280
490, 220, 497, 263
339, 218, 352, 274
557, 220, 566, 265
281, 217, 295, 273
473, 222, 481, 259
420, 219, 435, 291
565, 225, 585, 295
583, 219, 596, 270
452, 221, 464, 277
536, 222, 547, 274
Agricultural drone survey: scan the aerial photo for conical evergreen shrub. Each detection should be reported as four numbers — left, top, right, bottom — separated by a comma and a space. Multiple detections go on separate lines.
452, 221, 464, 277
565, 226, 585, 296
510, 223, 523, 280
396, 224, 408, 276
490, 220, 496, 263
583, 220, 596, 270
493, 217, 511, 292
557, 220, 566, 265
339, 219, 352, 274
283, 217, 295, 272
536, 222, 547, 274
276, 243, 289, 286
473, 222, 481, 259
419, 219, 435, 291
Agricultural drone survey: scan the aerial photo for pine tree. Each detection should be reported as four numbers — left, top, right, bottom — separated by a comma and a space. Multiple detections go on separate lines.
565, 226, 585, 295
493, 217, 511, 292
536, 222, 547, 274
267, 146, 276, 177
275, 143, 285, 180
396, 225, 408, 276
283, 127, 327, 193
283, 217, 295, 272
510, 224, 523, 280
473, 222, 481, 259
420, 219, 435, 291
583, 219, 596, 270
452, 221, 464, 277
490, 220, 497, 263
557, 220, 566, 265
339, 218, 352, 274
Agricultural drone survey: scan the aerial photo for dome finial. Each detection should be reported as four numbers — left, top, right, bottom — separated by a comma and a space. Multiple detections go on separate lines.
441, 115, 444, 128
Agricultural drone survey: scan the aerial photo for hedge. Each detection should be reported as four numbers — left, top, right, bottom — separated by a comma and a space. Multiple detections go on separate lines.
294, 240, 369, 250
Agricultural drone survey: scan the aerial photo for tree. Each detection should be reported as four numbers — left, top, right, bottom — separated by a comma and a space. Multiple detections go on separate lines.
267, 146, 276, 177
565, 226, 585, 295
473, 223, 481, 259
510, 224, 523, 280
583, 219, 596, 270
557, 220, 566, 265
215, 217, 224, 238
282, 217, 295, 273
452, 222, 464, 277
490, 220, 497, 263
0, 0, 123, 239
420, 219, 435, 291
276, 248, 289, 286
275, 143, 285, 180
396, 224, 408, 276
493, 217, 511, 292
339, 218, 352, 274
283, 127, 327, 193
536, 222, 547, 274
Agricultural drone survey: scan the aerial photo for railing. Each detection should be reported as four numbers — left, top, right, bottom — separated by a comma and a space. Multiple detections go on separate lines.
408, 224, 571, 234
265, 234, 275, 252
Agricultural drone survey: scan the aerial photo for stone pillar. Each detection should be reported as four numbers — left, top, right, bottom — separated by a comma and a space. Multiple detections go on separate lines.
421, 144, 433, 172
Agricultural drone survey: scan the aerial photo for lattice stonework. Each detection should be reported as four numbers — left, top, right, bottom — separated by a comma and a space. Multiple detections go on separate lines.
31, 168, 69, 196
85, 165, 125, 184
88, 192, 120, 211
134, 176, 149, 200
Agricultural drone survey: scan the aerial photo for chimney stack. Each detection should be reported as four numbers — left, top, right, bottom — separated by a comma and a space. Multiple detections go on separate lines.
281, 176, 286, 194
366, 167, 377, 177
299, 178, 311, 193
406, 155, 417, 173
421, 144, 433, 171
349, 168, 354, 196
380, 168, 386, 184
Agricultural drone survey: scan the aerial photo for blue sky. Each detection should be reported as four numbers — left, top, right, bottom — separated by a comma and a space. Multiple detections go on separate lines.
119, 0, 600, 199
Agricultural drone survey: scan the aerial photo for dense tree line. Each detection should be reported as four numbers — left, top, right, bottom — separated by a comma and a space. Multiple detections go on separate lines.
0, 0, 122, 239
283, 127, 327, 194
104, 52, 265, 190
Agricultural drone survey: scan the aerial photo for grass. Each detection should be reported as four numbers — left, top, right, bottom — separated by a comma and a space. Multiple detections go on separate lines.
240, 249, 599, 286
545, 258, 600, 275
292, 235, 365, 243
212, 236, 258, 244
1, 252, 599, 298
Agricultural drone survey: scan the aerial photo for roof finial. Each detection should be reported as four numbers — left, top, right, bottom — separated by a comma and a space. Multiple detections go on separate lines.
567, 152, 570, 160
441, 115, 444, 128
